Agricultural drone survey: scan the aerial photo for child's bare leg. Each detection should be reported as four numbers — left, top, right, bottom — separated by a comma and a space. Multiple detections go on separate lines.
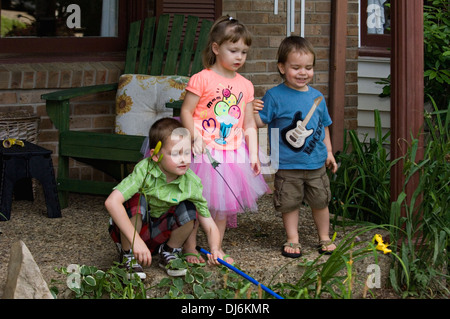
121, 213, 142, 251
182, 221, 205, 264
214, 216, 234, 264
166, 220, 195, 249
311, 207, 336, 252
282, 209, 301, 254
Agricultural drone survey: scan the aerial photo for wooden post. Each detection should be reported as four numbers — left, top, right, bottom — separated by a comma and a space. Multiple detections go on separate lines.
328, 0, 347, 152
390, 0, 424, 209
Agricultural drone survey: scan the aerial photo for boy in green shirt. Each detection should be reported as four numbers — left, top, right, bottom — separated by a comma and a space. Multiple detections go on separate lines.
106, 118, 224, 278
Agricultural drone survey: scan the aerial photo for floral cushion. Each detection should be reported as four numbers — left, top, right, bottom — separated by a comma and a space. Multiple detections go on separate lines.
115, 74, 189, 136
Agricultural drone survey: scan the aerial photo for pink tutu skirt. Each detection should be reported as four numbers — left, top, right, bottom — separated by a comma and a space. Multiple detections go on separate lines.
190, 143, 270, 228
141, 137, 270, 228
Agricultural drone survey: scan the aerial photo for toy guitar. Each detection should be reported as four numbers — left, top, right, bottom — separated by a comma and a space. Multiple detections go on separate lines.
285, 96, 323, 149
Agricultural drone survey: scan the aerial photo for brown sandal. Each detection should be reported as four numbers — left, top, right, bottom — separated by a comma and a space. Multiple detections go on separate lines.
282, 242, 302, 258
317, 239, 336, 255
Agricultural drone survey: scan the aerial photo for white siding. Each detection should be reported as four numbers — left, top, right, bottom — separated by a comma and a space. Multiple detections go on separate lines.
357, 56, 391, 142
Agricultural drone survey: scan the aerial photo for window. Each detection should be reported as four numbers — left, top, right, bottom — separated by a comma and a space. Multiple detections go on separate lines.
360, 0, 391, 56
0, 0, 220, 59
1, 0, 119, 38
0, 0, 143, 56
155, 0, 222, 19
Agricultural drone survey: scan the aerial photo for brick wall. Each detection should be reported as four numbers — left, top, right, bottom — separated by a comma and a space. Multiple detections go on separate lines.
225, 0, 359, 129
224, 0, 359, 183
0, 0, 359, 183
0, 62, 123, 181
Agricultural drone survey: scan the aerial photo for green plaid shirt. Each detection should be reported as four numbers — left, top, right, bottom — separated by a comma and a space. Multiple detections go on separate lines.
114, 158, 210, 218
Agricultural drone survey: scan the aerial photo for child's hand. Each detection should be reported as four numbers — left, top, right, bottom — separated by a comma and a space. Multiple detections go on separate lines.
250, 158, 261, 176
207, 250, 233, 266
253, 99, 264, 113
206, 249, 222, 266
132, 237, 152, 266
193, 135, 206, 156
326, 152, 338, 174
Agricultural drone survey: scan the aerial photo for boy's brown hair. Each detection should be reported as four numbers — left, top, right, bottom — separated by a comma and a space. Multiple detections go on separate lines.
148, 118, 189, 150
203, 15, 252, 68
277, 36, 316, 79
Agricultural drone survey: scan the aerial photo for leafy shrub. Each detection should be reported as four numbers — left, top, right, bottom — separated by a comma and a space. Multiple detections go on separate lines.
52, 263, 148, 299
423, 0, 450, 109
329, 110, 398, 225
377, 0, 450, 109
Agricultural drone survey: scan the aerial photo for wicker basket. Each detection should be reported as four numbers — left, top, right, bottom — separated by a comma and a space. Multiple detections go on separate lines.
0, 111, 40, 144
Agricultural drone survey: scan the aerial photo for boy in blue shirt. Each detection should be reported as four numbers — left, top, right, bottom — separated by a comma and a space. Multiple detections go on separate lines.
254, 36, 338, 258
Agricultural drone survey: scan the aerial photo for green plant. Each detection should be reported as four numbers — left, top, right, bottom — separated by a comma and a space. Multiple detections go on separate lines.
216, 266, 268, 299
0, 15, 27, 37
330, 101, 449, 297
52, 263, 148, 299
272, 227, 391, 299
157, 264, 270, 299
377, 0, 450, 109
376, 75, 391, 98
423, 0, 450, 109
330, 110, 400, 225
389, 100, 450, 298
157, 264, 214, 299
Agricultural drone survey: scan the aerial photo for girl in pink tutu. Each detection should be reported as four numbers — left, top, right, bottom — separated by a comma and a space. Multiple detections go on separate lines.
180, 16, 270, 264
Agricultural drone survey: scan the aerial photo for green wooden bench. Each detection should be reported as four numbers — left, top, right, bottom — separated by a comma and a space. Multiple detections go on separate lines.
41, 14, 213, 208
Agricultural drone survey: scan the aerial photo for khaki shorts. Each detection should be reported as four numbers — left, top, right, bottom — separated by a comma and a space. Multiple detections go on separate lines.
273, 166, 331, 213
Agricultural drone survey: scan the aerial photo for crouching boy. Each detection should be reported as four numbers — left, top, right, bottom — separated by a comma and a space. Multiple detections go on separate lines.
105, 118, 224, 278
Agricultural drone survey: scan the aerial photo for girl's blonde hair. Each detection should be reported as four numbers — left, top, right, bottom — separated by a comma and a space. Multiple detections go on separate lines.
203, 16, 252, 68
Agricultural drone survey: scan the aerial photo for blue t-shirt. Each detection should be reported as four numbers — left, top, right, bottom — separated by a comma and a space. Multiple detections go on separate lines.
259, 83, 332, 170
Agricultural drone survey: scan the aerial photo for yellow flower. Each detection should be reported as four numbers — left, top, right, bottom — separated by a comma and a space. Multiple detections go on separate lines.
372, 234, 392, 254
179, 90, 186, 101
118, 75, 132, 89
116, 91, 133, 114
168, 78, 188, 90
137, 75, 155, 90
136, 75, 150, 81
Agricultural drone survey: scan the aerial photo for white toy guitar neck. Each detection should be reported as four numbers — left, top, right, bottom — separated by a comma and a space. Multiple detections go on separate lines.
285, 96, 323, 148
